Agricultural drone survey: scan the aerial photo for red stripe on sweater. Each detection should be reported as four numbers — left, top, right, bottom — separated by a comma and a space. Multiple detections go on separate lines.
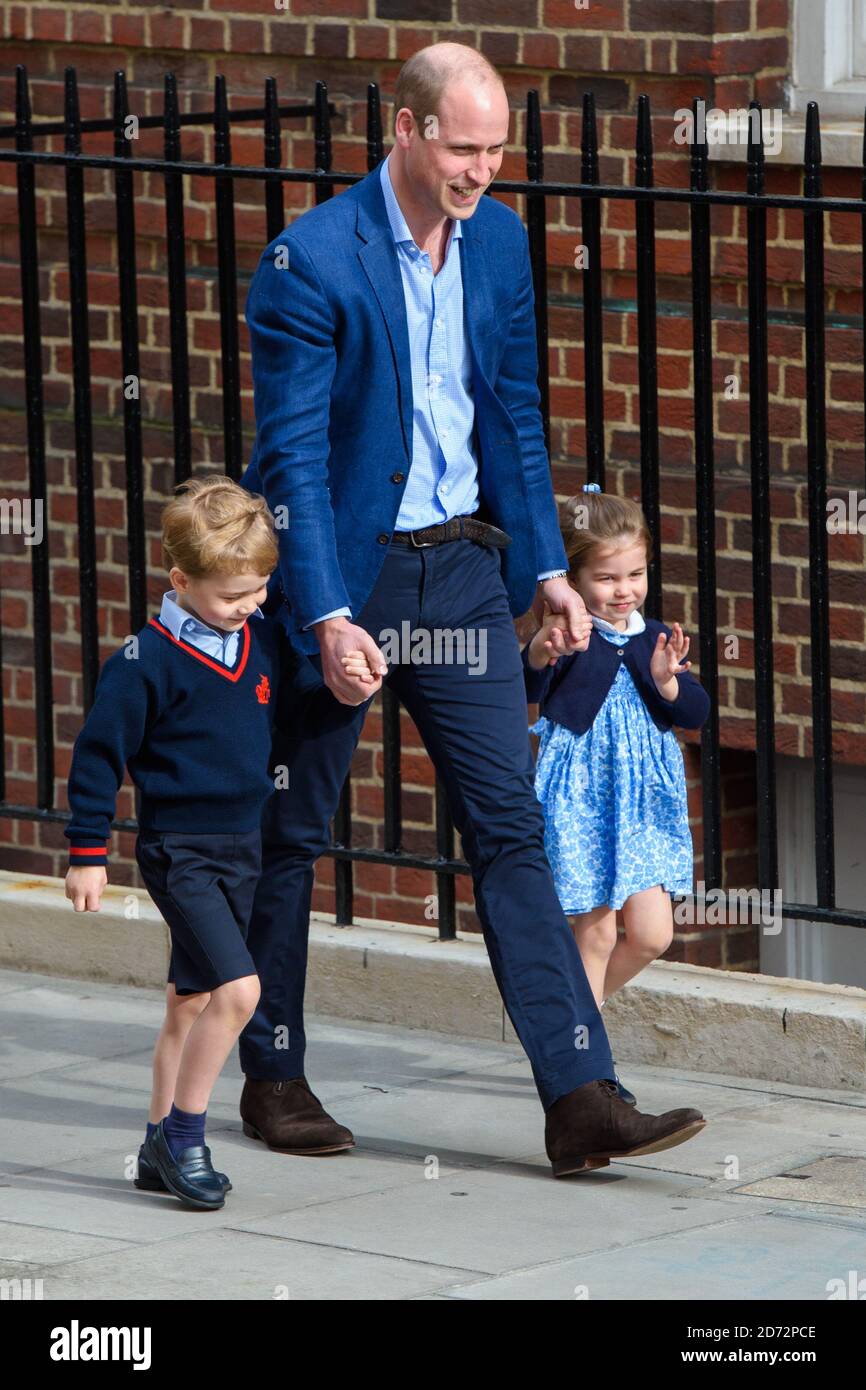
148, 617, 251, 682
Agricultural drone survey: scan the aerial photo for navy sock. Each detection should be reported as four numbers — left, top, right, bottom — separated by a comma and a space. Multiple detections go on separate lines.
145, 1120, 158, 1147
163, 1103, 207, 1159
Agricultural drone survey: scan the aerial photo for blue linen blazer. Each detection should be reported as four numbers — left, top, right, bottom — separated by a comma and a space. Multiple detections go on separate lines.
240, 158, 569, 656
523, 618, 712, 734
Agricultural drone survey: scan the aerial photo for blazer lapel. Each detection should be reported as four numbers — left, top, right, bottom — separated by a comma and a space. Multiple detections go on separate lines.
355, 167, 414, 465
455, 210, 491, 357
354, 168, 494, 461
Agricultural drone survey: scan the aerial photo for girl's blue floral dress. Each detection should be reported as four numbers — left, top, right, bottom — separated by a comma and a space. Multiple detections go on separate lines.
530, 610, 694, 914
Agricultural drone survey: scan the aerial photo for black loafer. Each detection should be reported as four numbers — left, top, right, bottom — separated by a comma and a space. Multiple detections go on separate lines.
142, 1122, 226, 1210
135, 1145, 232, 1194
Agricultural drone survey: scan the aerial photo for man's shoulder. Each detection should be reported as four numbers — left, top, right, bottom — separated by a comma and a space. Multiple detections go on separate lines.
269, 174, 369, 252
474, 191, 527, 243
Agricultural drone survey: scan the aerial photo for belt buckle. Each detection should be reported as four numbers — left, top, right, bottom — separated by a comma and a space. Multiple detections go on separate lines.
410, 528, 437, 548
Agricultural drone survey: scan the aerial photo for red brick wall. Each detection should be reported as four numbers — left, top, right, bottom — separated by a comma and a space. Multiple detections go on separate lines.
1, 0, 859, 971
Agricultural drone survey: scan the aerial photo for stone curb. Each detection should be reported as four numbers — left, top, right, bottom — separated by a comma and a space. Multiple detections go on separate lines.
1, 869, 863, 1091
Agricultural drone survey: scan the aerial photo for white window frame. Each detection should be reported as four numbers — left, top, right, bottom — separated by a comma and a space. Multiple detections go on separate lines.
763, 755, 866, 989
854, 0, 866, 76
791, 0, 866, 117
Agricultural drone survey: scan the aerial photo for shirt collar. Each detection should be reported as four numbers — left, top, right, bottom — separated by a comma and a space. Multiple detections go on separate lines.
591, 609, 646, 637
379, 152, 462, 255
159, 590, 262, 642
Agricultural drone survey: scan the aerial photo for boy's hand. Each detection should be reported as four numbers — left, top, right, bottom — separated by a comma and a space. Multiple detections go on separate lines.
339, 648, 380, 683
527, 612, 581, 671
66, 865, 107, 912
315, 618, 388, 706
650, 622, 692, 700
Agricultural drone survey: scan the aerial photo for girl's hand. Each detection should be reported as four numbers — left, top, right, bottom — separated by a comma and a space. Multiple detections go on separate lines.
650, 623, 692, 700
527, 611, 587, 670
339, 648, 382, 684
65, 865, 107, 912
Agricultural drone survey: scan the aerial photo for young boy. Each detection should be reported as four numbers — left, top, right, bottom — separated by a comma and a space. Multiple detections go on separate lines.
64, 475, 301, 1211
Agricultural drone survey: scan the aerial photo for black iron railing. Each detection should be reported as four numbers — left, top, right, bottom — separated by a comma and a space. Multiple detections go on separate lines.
0, 66, 863, 938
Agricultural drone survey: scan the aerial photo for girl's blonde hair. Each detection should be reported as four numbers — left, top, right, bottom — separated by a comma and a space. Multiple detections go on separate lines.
561, 488, 654, 579
161, 474, 279, 579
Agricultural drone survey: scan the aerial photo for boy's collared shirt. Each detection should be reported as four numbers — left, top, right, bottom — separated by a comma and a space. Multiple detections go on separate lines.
159, 590, 263, 668
65, 598, 285, 867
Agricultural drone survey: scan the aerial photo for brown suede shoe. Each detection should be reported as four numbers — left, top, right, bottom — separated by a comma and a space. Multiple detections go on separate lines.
545, 1078, 706, 1178
240, 1077, 355, 1155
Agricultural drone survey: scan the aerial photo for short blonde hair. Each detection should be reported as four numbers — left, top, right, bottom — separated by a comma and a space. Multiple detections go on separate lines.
561, 489, 654, 578
161, 474, 279, 579
393, 42, 505, 133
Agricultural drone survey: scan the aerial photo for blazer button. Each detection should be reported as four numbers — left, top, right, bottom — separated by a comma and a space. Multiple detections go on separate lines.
391, 472, 405, 484
377, 533, 390, 545
617, 649, 624, 657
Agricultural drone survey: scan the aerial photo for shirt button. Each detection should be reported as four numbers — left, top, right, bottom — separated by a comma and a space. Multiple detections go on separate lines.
377, 533, 390, 545
391, 472, 405, 484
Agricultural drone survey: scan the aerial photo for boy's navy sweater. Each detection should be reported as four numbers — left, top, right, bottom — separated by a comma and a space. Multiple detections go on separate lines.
64, 612, 313, 867
523, 617, 711, 735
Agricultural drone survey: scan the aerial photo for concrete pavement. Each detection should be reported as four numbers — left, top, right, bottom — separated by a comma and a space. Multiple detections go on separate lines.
0, 967, 864, 1301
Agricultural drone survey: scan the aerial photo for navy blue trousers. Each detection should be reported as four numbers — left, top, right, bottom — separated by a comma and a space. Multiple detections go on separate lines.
238, 538, 615, 1109
135, 829, 262, 995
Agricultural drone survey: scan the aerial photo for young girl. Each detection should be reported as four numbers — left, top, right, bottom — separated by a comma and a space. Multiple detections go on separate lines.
522, 483, 711, 1105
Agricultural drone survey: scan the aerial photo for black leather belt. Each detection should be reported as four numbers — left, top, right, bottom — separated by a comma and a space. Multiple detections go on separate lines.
390, 516, 511, 549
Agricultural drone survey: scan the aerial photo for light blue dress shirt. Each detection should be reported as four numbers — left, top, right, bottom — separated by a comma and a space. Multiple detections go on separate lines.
305, 152, 562, 629
382, 153, 478, 531
159, 590, 263, 667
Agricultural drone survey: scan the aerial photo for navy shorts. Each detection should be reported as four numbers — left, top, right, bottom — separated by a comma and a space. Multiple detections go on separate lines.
135, 829, 262, 995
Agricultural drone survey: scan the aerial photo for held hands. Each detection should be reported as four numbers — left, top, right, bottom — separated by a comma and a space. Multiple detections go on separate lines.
527, 579, 593, 670
65, 865, 107, 912
650, 622, 692, 701
315, 618, 388, 706
340, 648, 380, 683
527, 612, 583, 669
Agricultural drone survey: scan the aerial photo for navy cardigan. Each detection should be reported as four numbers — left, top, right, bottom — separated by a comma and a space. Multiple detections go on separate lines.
522, 617, 711, 735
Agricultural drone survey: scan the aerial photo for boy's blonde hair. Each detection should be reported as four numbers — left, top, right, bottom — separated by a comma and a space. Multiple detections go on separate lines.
161, 474, 279, 579
560, 488, 654, 579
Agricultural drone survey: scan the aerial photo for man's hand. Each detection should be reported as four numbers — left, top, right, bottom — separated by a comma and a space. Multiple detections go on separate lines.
537, 578, 593, 652
66, 865, 107, 912
314, 617, 388, 706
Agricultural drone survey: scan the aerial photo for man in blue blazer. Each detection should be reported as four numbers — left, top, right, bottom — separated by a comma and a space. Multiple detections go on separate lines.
238, 41, 705, 1176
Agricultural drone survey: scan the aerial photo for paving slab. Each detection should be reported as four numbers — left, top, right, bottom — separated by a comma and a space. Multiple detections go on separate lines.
1, 966, 864, 1302
234, 1168, 742, 1276
441, 1211, 866, 1301
17, 1228, 475, 1301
